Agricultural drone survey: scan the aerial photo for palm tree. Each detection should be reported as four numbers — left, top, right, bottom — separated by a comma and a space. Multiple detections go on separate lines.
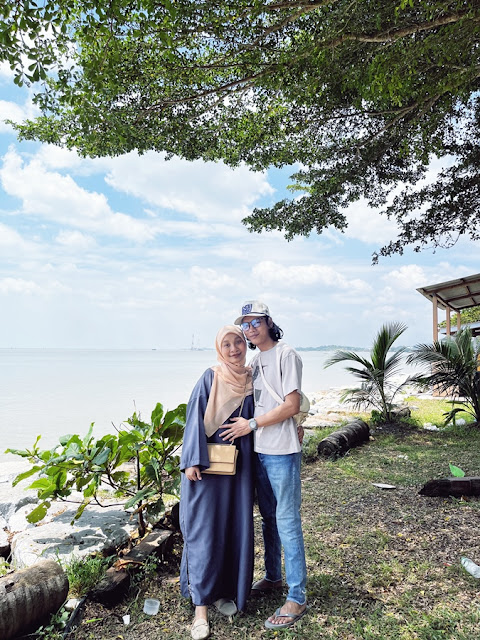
407, 328, 480, 426
324, 322, 409, 423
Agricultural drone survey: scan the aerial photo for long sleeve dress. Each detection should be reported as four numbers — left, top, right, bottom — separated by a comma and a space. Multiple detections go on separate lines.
179, 368, 255, 612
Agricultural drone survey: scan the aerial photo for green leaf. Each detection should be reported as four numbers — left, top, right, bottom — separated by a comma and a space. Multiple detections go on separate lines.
11, 466, 42, 486
151, 403, 164, 428
83, 479, 97, 498
72, 500, 90, 523
92, 448, 110, 466
449, 464, 465, 478
124, 486, 157, 510
29, 477, 54, 491
26, 501, 50, 524
82, 423, 94, 447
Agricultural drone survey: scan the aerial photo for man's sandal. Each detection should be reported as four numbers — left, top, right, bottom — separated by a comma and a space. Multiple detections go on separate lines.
264, 606, 308, 629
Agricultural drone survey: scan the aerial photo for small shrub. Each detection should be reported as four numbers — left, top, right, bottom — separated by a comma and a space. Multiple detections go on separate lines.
66, 554, 112, 597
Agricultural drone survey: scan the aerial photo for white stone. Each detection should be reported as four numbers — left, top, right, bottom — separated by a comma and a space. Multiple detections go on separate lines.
10, 501, 137, 567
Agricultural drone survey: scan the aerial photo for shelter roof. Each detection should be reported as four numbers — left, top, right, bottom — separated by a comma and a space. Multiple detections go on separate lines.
416, 273, 480, 312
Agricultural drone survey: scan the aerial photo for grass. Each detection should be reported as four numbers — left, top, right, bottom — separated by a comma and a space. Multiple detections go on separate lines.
51, 398, 480, 639
65, 554, 112, 597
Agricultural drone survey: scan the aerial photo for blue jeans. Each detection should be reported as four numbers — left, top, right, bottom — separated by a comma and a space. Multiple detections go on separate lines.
255, 452, 307, 605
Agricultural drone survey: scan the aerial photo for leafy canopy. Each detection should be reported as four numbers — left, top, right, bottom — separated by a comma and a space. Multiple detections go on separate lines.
2, 1, 480, 259
438, 306, 480, 328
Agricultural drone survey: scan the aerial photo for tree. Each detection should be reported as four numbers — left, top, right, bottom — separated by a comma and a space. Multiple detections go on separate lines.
2, 1, 480, 259
6, 402, 186, 537
438, 306, 480, 328
324, 322, 410, 424
407, 328, 480, 426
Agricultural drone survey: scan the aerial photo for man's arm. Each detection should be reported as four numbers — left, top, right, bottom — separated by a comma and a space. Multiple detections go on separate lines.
221, 390, 300, 441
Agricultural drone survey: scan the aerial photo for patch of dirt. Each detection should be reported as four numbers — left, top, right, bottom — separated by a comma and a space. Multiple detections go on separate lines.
67, 430, 480, 640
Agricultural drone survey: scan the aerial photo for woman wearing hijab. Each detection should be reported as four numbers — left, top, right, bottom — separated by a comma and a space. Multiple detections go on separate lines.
180, 325, 255, 640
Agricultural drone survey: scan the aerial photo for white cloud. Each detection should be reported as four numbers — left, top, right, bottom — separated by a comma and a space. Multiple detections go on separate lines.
190, 266, 237, 290
0, 277, 42, 295
252, 261, 372, 294
0, 222, 26, 248
0, 147, 157, 242
104, 152, 274, 222
383, 264, 426, 291
0, 62, 13, 82
341, 201, 399, 244
0, 101, 27, 133
55, 230, 96, 250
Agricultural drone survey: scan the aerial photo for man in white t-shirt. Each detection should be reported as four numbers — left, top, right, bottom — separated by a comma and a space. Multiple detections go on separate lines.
221, 301, 307, 629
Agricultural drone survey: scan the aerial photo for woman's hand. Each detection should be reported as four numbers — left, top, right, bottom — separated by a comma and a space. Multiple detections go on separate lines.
185, 466, 202, 481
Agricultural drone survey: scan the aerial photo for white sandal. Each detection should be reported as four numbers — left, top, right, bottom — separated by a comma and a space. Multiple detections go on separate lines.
191, 617, 210, 640
213, 598, 237, 616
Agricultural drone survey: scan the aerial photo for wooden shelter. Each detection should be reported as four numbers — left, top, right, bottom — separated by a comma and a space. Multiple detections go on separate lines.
417, 273, 480, 341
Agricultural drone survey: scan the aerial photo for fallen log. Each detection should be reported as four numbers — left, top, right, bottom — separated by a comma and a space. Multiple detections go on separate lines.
419, 477, 480, 497
317, 419, 370, 458
90, 528, 172, 606
0, 559, 68, 640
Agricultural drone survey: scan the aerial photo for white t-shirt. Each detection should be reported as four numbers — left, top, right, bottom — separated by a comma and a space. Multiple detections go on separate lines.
250, 341, 303, 455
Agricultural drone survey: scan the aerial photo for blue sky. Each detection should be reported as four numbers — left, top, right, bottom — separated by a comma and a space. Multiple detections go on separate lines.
0, 61, 478, 350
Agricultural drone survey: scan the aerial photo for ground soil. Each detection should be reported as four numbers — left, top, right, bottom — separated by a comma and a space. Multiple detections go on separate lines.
66, 423, 480, 640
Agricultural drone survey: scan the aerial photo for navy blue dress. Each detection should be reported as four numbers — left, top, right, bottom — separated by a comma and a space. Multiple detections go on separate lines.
179, 368, 254, 611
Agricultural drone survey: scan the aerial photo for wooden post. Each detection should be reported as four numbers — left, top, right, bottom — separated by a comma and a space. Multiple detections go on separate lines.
433, 295, 439, 342
446, 306, 451, 336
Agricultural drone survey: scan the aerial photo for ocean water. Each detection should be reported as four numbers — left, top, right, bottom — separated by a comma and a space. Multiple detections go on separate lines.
0, 348, 417, 462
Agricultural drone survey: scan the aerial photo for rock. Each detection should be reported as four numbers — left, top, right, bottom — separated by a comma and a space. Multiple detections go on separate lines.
0, 464, 138, 568
390, 406, 412, 420
10, 501, 138, 568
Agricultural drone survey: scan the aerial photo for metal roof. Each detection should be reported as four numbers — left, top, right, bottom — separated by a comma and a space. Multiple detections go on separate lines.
417, 273, 480, 311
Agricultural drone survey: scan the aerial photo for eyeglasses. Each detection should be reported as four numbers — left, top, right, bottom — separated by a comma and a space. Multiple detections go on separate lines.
240, 318, 264, 332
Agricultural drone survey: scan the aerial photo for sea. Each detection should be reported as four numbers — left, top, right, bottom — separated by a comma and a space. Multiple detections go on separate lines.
0, 348, 418, 463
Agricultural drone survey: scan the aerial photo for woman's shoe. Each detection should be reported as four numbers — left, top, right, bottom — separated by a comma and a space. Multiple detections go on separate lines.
213, 598, 237, 616
191, 617, 210, 640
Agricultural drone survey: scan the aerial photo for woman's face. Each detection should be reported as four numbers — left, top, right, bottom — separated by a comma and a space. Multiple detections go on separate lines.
220, 333, 247, 365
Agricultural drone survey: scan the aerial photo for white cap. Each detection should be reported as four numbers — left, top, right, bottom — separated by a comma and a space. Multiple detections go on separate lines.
234, 300, 270, 325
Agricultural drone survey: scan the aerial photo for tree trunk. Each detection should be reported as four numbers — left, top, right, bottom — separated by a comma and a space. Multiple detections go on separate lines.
317, 419, 370, 458
0, 559, 68, 640
419, 477, 480, 497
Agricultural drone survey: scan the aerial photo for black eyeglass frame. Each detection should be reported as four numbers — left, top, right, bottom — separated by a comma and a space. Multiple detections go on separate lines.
240, 317, 264, 332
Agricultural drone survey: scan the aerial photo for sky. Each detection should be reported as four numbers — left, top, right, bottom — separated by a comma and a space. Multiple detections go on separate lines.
0, 62, 478, 350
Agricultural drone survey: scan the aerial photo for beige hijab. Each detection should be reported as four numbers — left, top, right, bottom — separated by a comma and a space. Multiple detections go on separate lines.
203, 325, 253, 437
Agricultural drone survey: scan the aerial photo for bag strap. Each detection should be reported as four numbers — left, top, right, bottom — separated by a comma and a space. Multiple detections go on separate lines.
257, 352, 284, 405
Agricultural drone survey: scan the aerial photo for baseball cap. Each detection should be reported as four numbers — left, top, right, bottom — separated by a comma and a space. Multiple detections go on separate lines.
234, 300, 270, 325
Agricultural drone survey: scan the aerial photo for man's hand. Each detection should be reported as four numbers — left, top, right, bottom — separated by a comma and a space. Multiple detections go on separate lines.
221, 417, 251, 442
297, 425, 304, 445
185, 466, 202, 481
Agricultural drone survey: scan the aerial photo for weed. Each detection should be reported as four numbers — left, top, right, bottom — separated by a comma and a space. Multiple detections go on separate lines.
34, 607, 69, 639
65, 554, 111, 597
0, 558, 9, 577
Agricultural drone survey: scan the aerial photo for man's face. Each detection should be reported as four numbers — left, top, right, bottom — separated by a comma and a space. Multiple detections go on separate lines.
241, 315, 270, 347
